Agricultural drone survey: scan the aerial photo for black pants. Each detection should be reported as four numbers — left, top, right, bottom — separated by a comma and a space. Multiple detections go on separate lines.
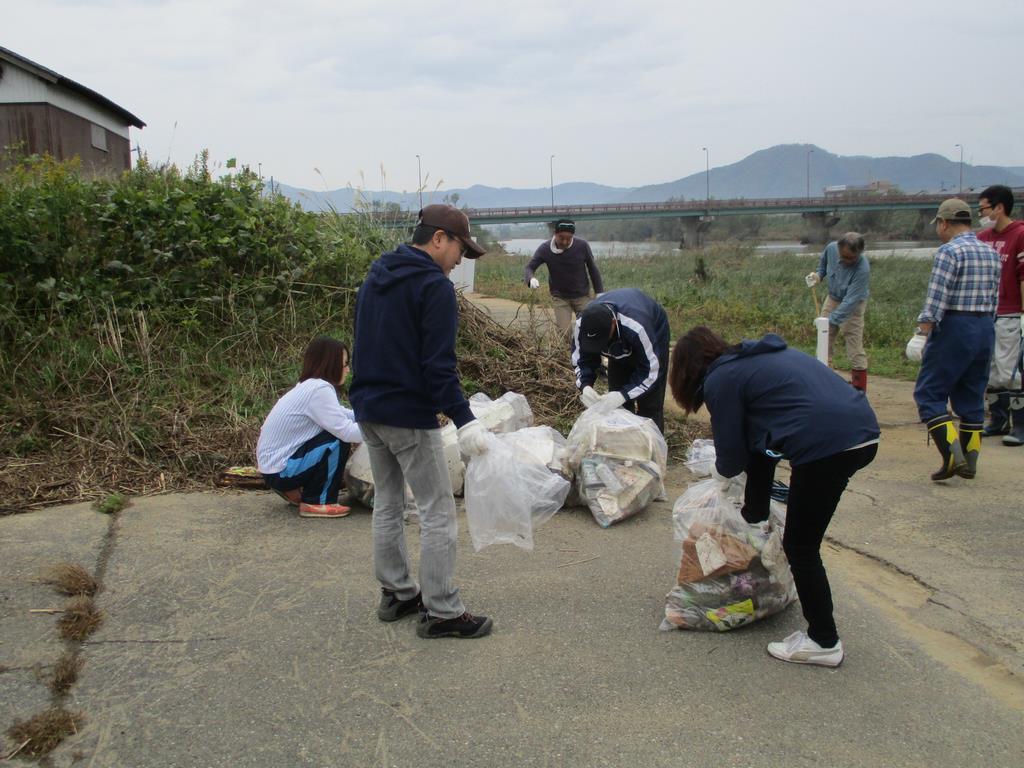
743, 444, 878, 647
607, 359, 666, 434
262, 430, 350, 505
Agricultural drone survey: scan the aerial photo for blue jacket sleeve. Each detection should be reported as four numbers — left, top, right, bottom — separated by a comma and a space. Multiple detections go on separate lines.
828, 261, 870, 326
817, 245, 829, 278
524, 248, 546, 284
585, 244, 604, 294
421, 280, 474, 427
571, 325, 600, 390
704, 373, 749, 478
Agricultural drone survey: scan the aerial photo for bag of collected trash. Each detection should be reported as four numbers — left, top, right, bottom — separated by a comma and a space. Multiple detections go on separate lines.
661, 478, 796, 632
464, 432, 570, 551
566, 408, 667, 475
469, 391, 534, 434
577, 455, 662, 528
684, 439, 717, 477
496, 426, 572, 480
342, 442, 376, 507
345, 425, 465, 508
565, 408, 668, 527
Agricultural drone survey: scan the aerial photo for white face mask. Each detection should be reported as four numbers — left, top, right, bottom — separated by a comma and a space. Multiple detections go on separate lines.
979, 216, 995, 228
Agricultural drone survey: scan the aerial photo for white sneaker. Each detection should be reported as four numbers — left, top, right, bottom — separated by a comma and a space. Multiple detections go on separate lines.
767, 630, 844, 667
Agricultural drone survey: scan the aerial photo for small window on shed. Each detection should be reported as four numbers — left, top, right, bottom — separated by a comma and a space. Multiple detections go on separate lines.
90, 124, 108, 152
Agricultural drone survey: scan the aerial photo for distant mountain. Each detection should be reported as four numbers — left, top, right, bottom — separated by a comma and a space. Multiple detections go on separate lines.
622, 145, 1024, 202
271, 145, 1024, 211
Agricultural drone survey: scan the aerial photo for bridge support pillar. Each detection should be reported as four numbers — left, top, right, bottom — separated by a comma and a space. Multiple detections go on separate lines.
802, 211, 841, 244
679, 216, 714, 249
911, 209, 934, 239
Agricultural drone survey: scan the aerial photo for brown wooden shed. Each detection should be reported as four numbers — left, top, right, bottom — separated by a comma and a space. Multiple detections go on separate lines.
0, 46, 145, 175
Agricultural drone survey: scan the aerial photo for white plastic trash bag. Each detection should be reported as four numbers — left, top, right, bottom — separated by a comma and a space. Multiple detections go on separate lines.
464, 432, 570, 551
469, 391, 534, 434
685, 439, 717, 477
565, 408, 668, 526
496, 426, 572, 480
566, 408, 667, 476
577, 455, 662, 528
662, 478, 796, 632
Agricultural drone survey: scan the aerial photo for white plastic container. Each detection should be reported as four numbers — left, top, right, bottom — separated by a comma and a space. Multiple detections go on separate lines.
814, 316, 830, 365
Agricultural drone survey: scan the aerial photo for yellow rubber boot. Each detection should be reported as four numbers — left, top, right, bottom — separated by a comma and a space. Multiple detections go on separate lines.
926, 415, 966, 482
956, 422, 982, 479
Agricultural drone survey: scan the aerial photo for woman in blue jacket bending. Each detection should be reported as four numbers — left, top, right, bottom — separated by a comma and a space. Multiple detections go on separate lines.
669, 326, 879, 668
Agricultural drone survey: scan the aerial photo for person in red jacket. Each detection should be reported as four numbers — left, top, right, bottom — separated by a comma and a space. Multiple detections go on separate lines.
977, 185, 1024, 445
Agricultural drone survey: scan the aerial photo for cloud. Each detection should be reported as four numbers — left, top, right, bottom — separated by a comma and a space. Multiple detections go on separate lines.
4, 0, 1023, 190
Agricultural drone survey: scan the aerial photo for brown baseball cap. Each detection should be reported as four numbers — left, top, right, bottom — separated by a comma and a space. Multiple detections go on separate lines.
930, 198, 973, 225
417, 204, 486, 258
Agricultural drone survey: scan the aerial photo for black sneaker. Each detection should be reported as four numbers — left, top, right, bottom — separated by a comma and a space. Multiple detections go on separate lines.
377, 589, 423, 622
416, 612, 493, 639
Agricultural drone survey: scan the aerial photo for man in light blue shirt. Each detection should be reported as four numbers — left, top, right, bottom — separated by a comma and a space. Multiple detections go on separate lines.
805, 232, 870, 391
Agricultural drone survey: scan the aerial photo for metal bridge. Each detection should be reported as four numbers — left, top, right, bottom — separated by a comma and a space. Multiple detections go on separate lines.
460, 192, 964, 225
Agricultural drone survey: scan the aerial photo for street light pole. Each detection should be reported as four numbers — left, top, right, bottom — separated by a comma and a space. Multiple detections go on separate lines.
701, 147, 709, 210
550, 154, 555, 208
416, 154, 422, 210
806, 148, 814, 201
955, 143, 964, 194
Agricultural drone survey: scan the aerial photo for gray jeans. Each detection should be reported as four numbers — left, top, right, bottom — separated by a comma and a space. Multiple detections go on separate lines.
359, 422, 464, 619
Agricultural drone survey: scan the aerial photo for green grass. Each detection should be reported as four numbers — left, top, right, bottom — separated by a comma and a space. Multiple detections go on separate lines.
476, 243, 933, 379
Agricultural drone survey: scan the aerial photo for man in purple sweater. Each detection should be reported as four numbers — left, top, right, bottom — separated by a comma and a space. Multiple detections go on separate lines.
524, 219, 604, 340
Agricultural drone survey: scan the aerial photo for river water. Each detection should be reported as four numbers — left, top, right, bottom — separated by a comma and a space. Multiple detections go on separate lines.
500, 238, 937, 261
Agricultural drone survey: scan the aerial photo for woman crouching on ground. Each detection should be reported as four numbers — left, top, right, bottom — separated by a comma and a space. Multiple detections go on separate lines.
668, 326, 879, 667
257, 336, 362, 518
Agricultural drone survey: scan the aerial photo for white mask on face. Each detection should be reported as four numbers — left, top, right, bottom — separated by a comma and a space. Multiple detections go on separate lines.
979, 216, 995, 228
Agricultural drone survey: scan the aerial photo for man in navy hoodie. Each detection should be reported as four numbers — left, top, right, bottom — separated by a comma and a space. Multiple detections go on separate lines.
573, 288, 670, 433
351, 204, 493, 640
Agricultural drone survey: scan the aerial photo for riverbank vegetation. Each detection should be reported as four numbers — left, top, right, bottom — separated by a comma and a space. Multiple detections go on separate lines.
475, 243, 932, 379
0, 154, 399, 510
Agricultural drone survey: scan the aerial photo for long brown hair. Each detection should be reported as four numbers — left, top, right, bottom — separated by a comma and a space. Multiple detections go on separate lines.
299, 336, 349, 386
668, 326, 730, 413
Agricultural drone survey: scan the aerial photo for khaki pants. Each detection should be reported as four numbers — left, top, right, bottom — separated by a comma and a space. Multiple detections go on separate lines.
822, 296, 867, 370
552, 295, 592, 339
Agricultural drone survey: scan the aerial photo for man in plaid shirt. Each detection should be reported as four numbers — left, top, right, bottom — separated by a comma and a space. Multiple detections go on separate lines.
908, 198, 1001, 482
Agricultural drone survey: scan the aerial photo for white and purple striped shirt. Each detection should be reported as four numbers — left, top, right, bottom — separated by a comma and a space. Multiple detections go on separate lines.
256, 379, 363, 474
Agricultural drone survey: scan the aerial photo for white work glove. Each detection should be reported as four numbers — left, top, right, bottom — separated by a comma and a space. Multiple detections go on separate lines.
804, 272, 821, 288
905, 332, 926, 362
592, 390, 626, 413
456, 421, 490, 458
529, 277, 540, 289
580, 386, 601, 407
710, 466, 733, 492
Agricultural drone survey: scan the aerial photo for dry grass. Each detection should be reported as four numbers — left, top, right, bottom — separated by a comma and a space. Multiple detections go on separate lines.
49, 652, 83, 695
42, 563, 98, 597
455, 296, 585, 433
2, 295, 704, 513
57, 596, 104, 641
5, 707, 83, 757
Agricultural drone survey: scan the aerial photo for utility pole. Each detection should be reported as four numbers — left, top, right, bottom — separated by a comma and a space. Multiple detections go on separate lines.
806, 148, 814, 201
702, 147, 710, 210
955, 143, 964, 194
416, 154, 423, 210
549, 154, 555, 208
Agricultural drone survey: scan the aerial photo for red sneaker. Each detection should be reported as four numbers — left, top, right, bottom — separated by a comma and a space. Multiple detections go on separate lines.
298, 503, 351, 518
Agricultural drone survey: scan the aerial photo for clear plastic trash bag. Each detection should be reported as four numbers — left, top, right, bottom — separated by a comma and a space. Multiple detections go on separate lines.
464, 432, 570, 551
661, 478, 796, 632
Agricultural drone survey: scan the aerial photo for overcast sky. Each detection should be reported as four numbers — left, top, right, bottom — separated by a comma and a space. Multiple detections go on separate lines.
7, 1, 1021, 192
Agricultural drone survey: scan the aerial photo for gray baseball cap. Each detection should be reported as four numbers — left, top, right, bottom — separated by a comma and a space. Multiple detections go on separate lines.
930, 198, 973, 225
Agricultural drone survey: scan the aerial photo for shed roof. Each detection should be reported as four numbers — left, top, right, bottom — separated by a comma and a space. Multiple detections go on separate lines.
0, 46, 145, 128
